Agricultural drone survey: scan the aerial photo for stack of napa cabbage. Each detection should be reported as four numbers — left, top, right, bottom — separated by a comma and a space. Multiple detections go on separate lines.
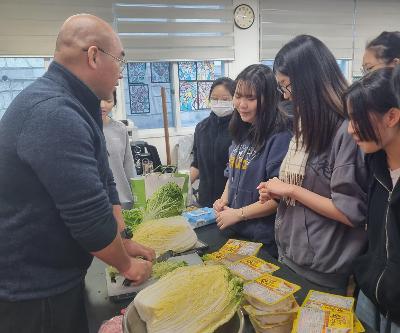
131, 216, 197, 255
133, 265, 243, 333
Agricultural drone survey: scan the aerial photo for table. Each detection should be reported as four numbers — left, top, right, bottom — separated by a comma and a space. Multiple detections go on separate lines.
85, 224, 376, 333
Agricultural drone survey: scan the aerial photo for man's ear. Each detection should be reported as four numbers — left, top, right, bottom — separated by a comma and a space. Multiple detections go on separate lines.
87, 46, 98, 69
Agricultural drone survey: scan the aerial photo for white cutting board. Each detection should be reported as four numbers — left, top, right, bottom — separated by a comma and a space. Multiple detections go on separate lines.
106, 253, 203, 301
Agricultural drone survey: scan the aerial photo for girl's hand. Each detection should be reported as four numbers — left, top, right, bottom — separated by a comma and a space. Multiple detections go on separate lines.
216, 207, 241, 230
213, 198, 228, 213
263, 177, 294, 199
257, 182, 271, 203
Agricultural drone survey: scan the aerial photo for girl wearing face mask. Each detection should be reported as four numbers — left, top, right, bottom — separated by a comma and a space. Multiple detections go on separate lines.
362, 31, 400, 75
213, 64, 291, 258
345, 68, 400, 331
258, 35, 368, 293
101, 90, 137, 209
190, 77, 236, 208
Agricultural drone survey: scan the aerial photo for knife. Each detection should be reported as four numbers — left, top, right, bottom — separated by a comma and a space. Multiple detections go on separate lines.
122, 250, 175, 287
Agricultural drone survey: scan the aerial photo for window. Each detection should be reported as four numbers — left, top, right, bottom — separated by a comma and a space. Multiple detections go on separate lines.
0, 57, 47, 120
178, 60, 223, 127
123, 60, 224, 129
122, 62, 174, 130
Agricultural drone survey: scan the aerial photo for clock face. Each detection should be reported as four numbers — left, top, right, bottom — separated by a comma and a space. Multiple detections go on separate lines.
234, 4, 255, 29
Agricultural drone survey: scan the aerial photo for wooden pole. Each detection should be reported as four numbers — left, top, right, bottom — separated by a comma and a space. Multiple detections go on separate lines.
161, 87, 171, 165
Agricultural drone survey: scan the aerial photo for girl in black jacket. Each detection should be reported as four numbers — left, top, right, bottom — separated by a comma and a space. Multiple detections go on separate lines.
345, 67, 400, 331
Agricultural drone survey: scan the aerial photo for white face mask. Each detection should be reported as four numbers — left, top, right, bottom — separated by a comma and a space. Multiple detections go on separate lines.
210, 100, 234, 117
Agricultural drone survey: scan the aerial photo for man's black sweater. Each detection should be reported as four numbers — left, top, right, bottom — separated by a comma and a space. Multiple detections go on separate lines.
0, 61, 119, 301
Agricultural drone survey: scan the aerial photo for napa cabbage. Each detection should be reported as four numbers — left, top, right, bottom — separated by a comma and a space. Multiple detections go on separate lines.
131, 216, 197, 255
134, 264, 243, 333
144, 182, 184, 220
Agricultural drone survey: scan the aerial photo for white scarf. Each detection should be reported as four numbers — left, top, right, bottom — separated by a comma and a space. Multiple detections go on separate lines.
279, 134, 309, 206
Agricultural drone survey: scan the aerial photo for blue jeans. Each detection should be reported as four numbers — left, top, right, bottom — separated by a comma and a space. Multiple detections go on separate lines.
356, 291, 400, 333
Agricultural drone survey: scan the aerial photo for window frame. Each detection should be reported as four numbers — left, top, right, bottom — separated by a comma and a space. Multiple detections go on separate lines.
118, 60, 229, 137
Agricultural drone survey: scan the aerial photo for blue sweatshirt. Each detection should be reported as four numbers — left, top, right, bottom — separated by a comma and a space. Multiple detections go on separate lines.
227, 131, 291, 257
0, 61, 119, 301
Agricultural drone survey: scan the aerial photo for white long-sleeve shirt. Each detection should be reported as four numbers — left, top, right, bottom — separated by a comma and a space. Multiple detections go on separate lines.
103, 118, 137, 209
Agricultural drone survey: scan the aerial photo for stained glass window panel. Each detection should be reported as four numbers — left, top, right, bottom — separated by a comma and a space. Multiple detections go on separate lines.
151, 62, 170, 83
178, 62, 196, 81
196, 61, 215, 81
127, 62, 146, 84
129, 84, 150, 114
198, 81, 213, 109
179, 81, 198, 111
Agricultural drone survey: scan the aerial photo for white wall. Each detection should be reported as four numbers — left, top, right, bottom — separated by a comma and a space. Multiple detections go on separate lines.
133, 0, 261, 164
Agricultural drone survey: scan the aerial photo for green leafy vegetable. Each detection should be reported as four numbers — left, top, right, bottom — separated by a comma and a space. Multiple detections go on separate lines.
122, 208, 144, 232
151, 260, 188, 279
144, 182, 184, 220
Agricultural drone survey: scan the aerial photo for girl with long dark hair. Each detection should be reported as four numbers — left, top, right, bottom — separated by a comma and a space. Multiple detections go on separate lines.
213, 64, 291, 257
259, 35, 368, 293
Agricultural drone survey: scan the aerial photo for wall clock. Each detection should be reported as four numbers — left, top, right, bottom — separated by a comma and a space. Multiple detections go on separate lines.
234, 4, 255, 30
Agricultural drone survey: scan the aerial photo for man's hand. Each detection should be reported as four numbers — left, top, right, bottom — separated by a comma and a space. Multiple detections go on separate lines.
120, 257, 152, 285
124, 240, 156, 262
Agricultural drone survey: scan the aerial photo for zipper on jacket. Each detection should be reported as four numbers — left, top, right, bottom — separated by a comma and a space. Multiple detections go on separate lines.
374, 175, 392, 306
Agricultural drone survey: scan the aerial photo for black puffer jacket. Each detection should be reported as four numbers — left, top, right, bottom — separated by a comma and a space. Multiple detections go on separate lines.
191, 112, 231, 207
354, 150, 400, 324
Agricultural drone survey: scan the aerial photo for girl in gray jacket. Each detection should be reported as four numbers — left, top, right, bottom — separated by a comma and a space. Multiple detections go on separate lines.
259, 35, 368, 294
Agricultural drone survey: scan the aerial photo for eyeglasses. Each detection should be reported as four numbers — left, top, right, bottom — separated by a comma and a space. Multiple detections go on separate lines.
277, 82, 292, 95
83, 46, 126, 72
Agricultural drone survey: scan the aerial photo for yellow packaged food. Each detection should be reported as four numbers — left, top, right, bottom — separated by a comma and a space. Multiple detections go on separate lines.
204, 239, 263, 263
244, 274, 301, 307
249, 314, 294, 333
301, 290, 354, 311
243, 299, 299, 325
228, 256, 279, 281
354, 316, 365, 333
292, 306, 353, 333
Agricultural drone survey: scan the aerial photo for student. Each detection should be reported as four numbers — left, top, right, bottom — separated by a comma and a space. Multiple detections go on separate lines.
190, 77, 235, 208
102, 90, 136, 210
213, 64, 291, 257
362, 31, 400, 75
258, 35, 367, 293
345, 68, 400, 331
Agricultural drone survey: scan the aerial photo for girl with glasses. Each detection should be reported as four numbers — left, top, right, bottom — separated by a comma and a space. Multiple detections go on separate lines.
362, 31, 400, 75
345, 68, 400, 332
213, 64, 291, 258
259, 35, 368, 293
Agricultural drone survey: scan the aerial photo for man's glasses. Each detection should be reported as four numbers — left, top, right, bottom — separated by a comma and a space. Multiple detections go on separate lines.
277, 82, 292, 95
83, 47, 126, 72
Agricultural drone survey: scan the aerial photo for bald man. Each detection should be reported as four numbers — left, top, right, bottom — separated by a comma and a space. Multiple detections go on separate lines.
0, 14, 154, 333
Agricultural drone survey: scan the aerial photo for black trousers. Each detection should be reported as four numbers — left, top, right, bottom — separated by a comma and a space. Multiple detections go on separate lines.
0, 282, 88, 333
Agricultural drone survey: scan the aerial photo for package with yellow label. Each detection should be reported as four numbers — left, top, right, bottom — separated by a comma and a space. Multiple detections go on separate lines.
301, 290, 354, 311
292, 306, 353, 333
243, 300, 299, 326
291, 290, 356, 333
228, 256, 279, 281
203, 239, 263, 263
244, 274, 301, 309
